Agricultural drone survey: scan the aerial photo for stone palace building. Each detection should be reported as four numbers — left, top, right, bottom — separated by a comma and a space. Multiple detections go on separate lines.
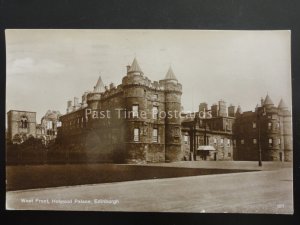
7, 58, 293, 163
58, 58, 182, 163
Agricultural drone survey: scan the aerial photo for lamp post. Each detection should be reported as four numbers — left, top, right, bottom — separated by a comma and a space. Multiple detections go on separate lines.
257, 107, 266, 167
193, 114, 199, 161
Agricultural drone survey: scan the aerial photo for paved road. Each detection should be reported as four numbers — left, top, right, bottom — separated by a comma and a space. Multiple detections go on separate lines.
6, 164, 293, 214
145, 161, 292, 170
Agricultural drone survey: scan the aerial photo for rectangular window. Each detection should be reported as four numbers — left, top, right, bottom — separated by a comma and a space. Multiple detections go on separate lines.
253, 138, 257, 144
152, 106, 159, 119
278, 138, 281, 145
269, 138, 273, 147
153, 94, 158, 100
241, 139, 244, 144
57, 121, 62, 127
184, 135, 189, 144
214, 138, 217, 144
132, 105, 139, 118
134, 128, 139, 142
220, 138, 224, 146
268, 122, 272, 130
152, 128, 158, 143
227, 121, 232, 130
253, 122, 256, 128
47, 121, 53, 129
277, 122, 280, 129
228, 152, 231, 157
173, 127, 180, 137
227, 139, 230, 147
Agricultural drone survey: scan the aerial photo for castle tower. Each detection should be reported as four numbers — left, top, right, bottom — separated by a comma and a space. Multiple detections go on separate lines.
160, 66, 182, 162
7, 110, 37, 143
122, 58, 149, 163
278, 98, 292, 161
261, 94, 281, 161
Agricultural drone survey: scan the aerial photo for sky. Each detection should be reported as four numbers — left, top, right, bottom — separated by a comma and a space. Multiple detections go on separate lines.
6, 29, 292, 122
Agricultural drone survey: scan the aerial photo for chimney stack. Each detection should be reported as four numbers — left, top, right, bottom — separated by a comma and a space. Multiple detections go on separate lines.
218, 100, 227, 117
109, 82, 115, 89
261, 97, 264, 106
67, 100, 72, 108
228, 104, 235, 117
199, 102, 208, 113
211, 104, 218, 117
74, 97, 79, 106
67, 100, 73, 113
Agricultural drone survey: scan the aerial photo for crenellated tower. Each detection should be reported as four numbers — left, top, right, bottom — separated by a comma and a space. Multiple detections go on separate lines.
122, 58, 152, 162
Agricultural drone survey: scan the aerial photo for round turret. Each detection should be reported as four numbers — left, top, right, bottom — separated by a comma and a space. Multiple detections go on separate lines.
87, 76, 105, 110
161, 67, 183, 162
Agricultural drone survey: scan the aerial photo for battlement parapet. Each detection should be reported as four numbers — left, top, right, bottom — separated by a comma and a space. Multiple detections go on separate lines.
86, 93, 102, 102
101, 85, 123, 99
122, 74, 182, 93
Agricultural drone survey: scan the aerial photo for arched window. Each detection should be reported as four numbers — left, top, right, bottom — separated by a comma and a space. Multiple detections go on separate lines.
20, 116, 28, 128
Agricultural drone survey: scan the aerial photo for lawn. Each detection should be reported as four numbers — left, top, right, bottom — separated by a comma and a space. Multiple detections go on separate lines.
6, 164, 256, 191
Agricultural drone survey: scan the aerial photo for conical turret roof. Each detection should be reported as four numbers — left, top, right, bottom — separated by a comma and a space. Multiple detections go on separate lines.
93, 76, 105, 92
164, 66, 177, 80
263, 94, 274, 106
128, 58, 143, 74
236, 105, 242, 114
278, 98, 288, 109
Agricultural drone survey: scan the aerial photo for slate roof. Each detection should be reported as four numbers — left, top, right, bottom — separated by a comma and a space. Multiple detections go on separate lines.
164, 66, 177, 80
263, 94, 274, 106
128, 58, 143, 74
93, 76, 105, 92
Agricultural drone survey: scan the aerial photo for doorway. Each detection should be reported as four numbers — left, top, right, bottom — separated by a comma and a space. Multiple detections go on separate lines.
279, 152, 283, 162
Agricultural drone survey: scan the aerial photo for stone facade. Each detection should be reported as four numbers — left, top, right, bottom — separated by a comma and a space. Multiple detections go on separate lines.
7, 110, 37, 143
181, 100, 235, 161
233, 95, 293, 162
37, 110, 62, 143
7, 110, 61, 145
58, 58, 183, 163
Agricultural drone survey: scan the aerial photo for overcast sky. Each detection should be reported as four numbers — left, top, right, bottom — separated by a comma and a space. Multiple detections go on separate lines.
6, 29, 292, 122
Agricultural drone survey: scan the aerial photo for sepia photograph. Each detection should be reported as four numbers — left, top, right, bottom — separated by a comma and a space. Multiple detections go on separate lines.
5, 29, 293, 214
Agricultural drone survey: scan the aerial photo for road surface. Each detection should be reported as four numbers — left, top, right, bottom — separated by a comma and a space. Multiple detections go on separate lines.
6, 162, 293, 214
